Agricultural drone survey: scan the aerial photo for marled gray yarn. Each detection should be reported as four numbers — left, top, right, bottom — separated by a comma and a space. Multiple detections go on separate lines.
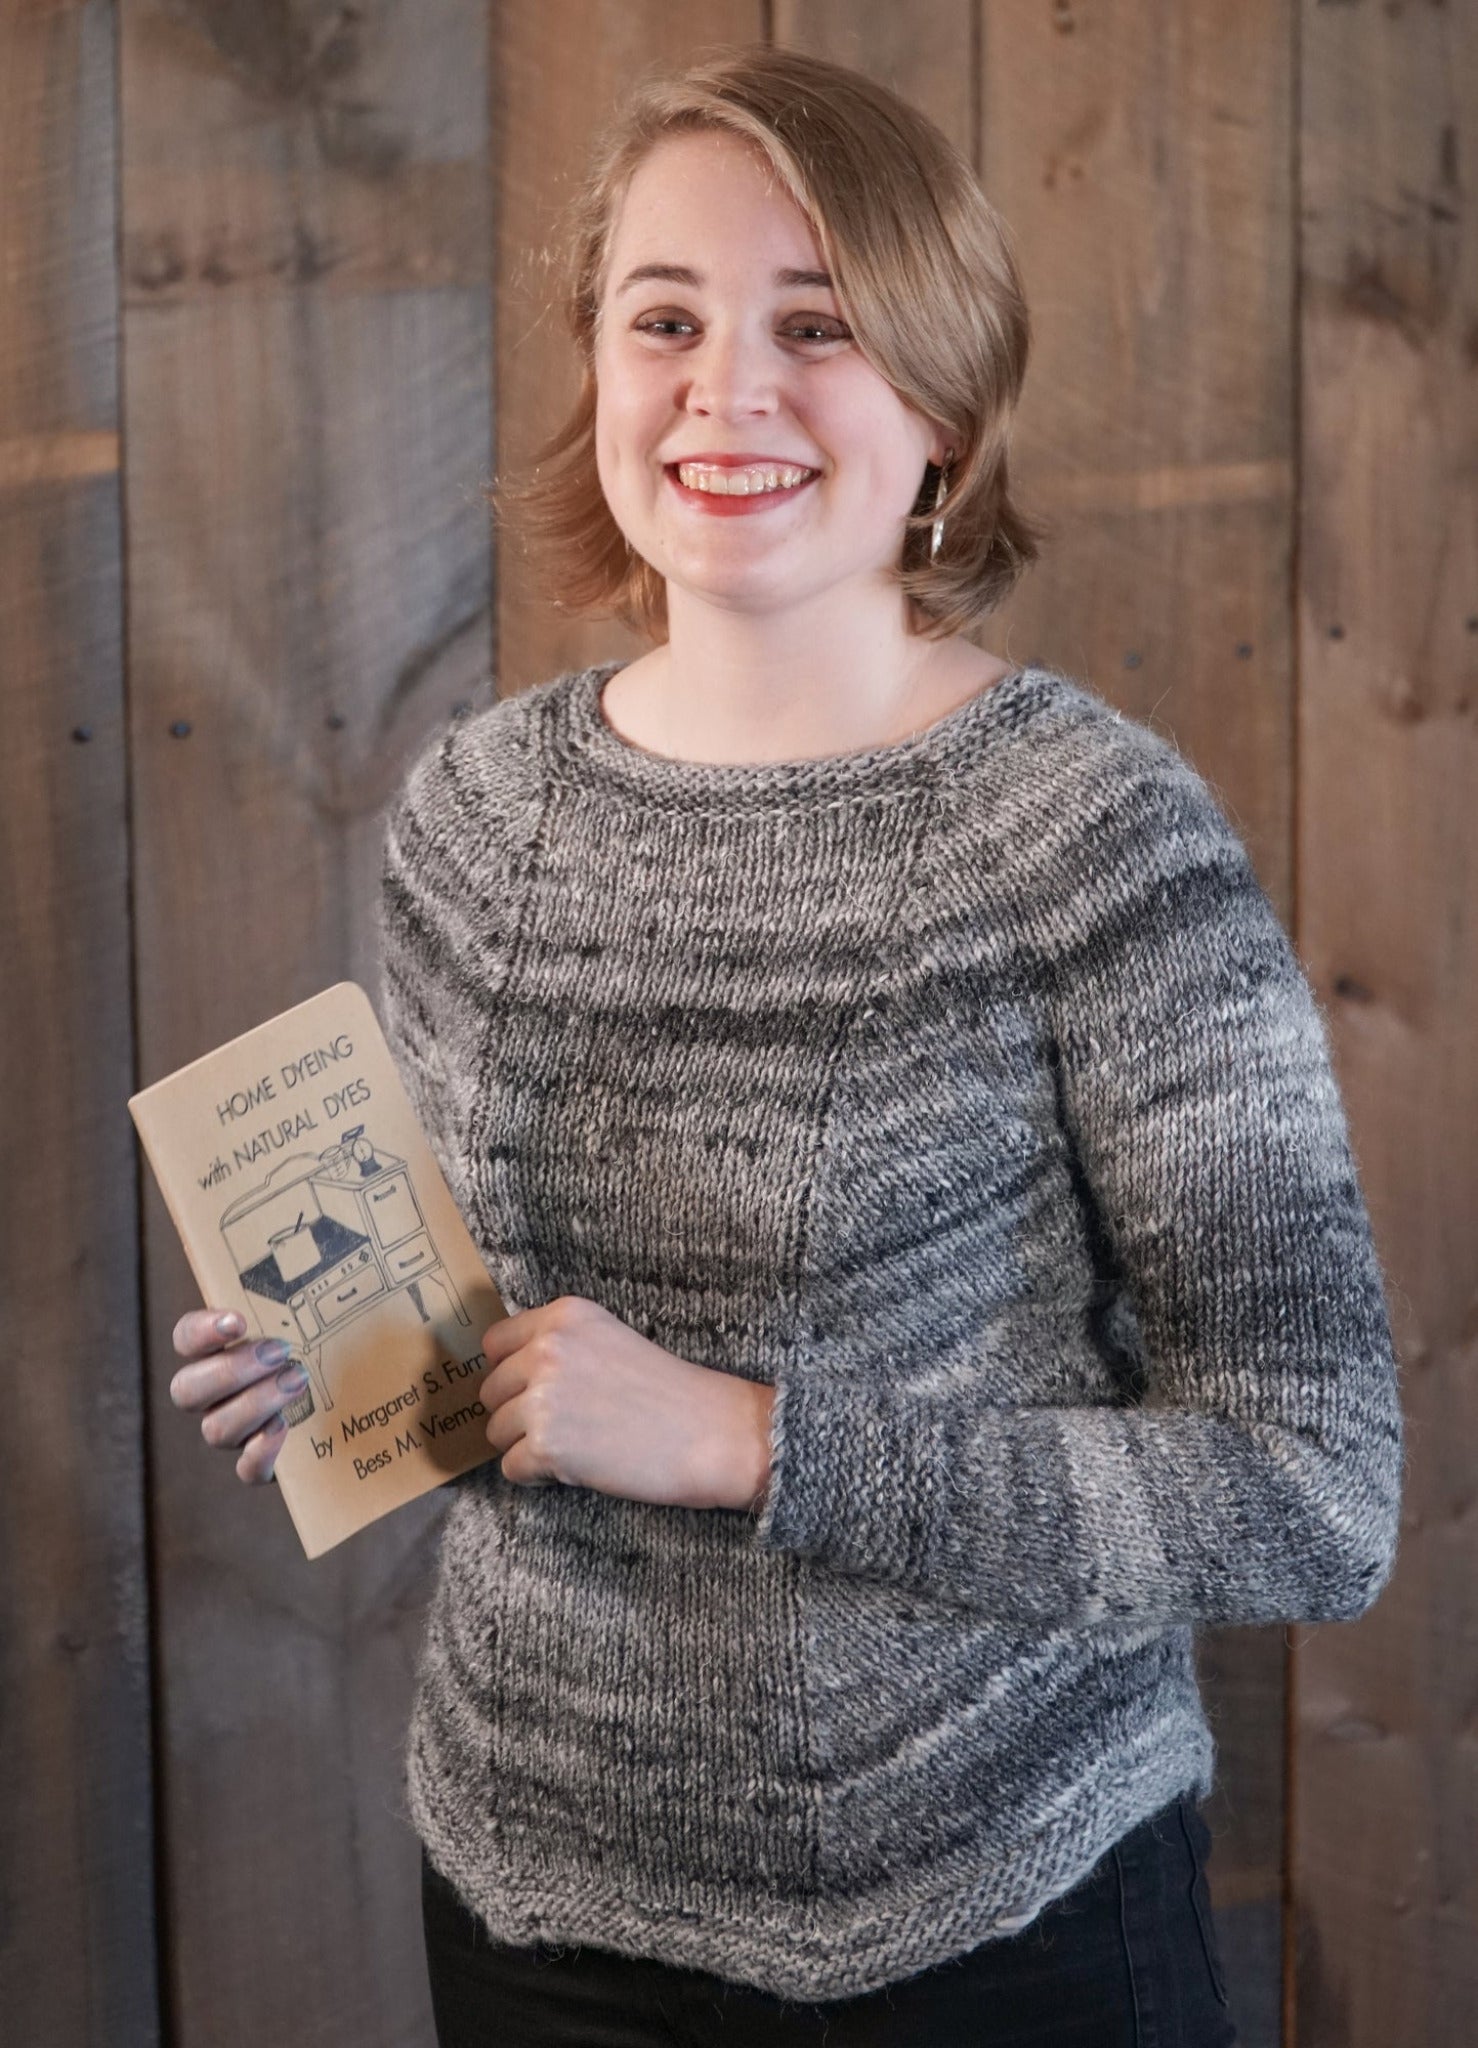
377, 658, 1403, 2002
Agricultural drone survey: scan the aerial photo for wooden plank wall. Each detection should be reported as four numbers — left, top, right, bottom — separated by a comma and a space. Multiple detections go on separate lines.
1294, 1, 1475, 2040
119, 2, 491, 2043
0, 4, 157, 2044
1, 2, 1468, 2043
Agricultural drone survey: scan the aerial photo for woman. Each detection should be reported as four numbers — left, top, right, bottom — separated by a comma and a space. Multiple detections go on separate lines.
170, 44, 1404, 2047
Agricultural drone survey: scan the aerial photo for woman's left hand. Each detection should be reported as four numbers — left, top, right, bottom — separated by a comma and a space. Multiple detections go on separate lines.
480, 1295, 775, 1513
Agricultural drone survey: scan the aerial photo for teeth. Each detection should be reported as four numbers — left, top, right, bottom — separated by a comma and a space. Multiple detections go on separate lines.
675, 463, 814, 495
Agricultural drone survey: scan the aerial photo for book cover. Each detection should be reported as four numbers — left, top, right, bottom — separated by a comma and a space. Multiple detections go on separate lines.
129, 981, 505, 1557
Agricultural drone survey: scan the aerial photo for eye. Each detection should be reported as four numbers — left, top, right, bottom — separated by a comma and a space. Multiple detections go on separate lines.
632, 314, 697, 338
783, 319, 851, 344
629, 311, 852, 345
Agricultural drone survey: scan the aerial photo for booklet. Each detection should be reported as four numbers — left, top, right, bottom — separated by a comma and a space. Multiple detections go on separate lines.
129, 981, 506, 1557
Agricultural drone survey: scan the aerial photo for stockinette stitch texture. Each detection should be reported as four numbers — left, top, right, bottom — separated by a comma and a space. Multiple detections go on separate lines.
377, 658, 1404, 2002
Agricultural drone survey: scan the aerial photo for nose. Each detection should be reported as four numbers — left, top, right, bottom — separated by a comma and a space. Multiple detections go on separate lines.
679, 324, 780, 421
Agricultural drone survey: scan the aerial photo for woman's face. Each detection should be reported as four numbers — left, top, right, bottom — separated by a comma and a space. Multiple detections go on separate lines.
593, 129, 944, 622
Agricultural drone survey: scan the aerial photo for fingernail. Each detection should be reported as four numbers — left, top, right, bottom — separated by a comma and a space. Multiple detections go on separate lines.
276, 1363, 308, 1394
217, 1312, 244, 1338
256, 1338, 291, 1368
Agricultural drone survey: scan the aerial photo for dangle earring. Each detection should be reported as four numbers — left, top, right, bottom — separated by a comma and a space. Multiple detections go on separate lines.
930, 448, 955, 563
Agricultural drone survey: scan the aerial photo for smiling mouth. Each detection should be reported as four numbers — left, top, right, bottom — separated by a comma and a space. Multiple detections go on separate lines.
671, 460, 818, 495
665, 462, 818, 510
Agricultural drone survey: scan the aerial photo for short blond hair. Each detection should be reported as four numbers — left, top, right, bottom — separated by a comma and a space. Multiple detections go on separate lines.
493, 43, 1046, 642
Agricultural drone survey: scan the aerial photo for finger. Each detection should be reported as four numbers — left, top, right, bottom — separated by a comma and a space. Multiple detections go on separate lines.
235, 1412, 288, 1485
173, 1307, 247, 1360
199, 1360, 309, 1451
479, 1353, 530, 1415
480, 1304, 543, 1368
171, 1336, 294, 1413
486, 1391, 560, 1488
485, 1388, 533, 1460
496, 1432, 554, 1488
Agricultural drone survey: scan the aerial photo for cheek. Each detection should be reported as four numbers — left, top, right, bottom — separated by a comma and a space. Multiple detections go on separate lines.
822, 370, 930, 502
593, 392, 658, 550
593, 405, 635, 514
595, 372, 659, 487
865, 423, 931, 509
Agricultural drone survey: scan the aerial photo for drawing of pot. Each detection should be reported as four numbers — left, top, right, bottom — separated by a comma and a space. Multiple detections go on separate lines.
269, 1218, 318, 1283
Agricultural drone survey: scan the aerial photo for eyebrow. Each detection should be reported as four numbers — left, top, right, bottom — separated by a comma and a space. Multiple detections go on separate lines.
613, 262, 835, 295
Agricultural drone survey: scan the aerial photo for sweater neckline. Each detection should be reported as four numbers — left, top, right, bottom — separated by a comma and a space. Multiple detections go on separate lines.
550, 658, 1057, 810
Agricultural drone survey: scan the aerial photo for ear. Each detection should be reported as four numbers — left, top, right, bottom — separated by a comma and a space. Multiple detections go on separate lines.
928, 439, 956, 471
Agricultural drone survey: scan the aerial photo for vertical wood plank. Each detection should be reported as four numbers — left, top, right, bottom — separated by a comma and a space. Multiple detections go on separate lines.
1295, 1, 1473, 2041
772, 0, 974, 159
0, 3, 159, 2043
120, 2, 491, 2041
495, 0, 766, 697
977, 6, 1298, 2042
985, 0, 1298, 897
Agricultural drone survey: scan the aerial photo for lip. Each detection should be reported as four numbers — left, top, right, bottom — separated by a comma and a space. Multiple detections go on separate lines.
664, 455, 820, 517
664, 452, 820, 468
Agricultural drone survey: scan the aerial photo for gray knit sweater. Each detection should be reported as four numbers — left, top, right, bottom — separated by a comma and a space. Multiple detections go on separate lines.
377, 658, 1403, 2002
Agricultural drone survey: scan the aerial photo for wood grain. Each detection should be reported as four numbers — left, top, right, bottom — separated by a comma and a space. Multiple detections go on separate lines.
120, 1, 491, 2041
773, 0, 974, 158
0, 2, 158, 2043
1294, 0, 1475, 2040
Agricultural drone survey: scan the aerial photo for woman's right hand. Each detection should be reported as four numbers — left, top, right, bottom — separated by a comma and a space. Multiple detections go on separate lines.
169, 1308, 309, 1484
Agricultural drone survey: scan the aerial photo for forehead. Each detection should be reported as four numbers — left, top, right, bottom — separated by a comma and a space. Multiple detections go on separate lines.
604, 130, 825, 277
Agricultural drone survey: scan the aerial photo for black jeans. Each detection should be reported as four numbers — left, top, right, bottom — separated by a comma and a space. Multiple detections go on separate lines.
420, 1794, 1237, 2046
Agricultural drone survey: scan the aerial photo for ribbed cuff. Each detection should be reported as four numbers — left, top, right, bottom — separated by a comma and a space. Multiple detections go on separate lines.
753, 1375, 951, 1586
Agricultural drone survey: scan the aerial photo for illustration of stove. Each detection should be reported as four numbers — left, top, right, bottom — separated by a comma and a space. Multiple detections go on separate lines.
219, 1125, 471, 1425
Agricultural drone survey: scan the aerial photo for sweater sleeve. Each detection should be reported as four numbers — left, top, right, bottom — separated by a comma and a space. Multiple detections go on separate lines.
376, 721, 467, 1193
752, 724, 1406, 1631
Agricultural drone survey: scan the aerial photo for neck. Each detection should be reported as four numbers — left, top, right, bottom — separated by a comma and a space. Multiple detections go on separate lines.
644, 582, 941, 763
